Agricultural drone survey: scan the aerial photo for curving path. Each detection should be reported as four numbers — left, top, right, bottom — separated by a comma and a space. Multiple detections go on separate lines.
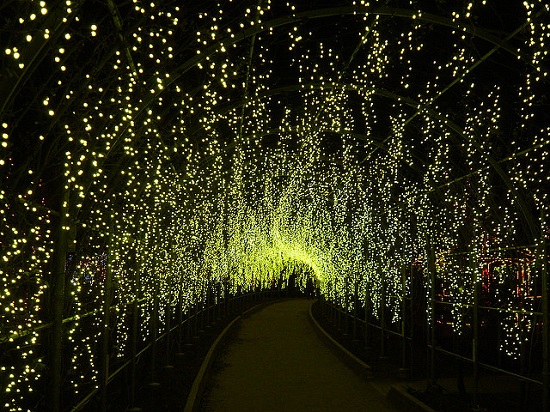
201, 299, 398, 411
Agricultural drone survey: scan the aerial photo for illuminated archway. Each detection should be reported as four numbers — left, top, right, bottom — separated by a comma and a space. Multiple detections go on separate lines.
0, 1, 549, 410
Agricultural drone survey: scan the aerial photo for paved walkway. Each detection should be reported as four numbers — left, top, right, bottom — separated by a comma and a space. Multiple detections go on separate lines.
201, 299, 398, 411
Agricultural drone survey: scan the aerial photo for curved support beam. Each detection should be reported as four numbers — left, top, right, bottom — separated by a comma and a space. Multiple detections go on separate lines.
0, 3, 77, 118
89, 6, 540, 237
214, 124, 423, 173
16, 4, 534, 240
372, 88, 538, 241
366, 11, 539, 159
106, 0, 137, 75
191, 81, 538, 240
112, 4, 532, 149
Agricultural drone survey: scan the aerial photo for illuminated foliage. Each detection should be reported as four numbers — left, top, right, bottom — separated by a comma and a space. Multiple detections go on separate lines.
0, 0, 549, 409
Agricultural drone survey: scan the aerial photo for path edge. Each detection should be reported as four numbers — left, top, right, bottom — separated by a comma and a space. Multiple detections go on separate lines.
387, 385, 438, 412
183, 300, 277, 412
187, 299, 436, 412
308, 300, 436, 412
307, 300, 371, 378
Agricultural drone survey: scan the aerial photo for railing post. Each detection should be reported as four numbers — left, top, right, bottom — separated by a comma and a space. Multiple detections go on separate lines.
199, 284, 206, 332
333, 281, 337, 323
540, 208, 548, 412
216, 281, 220, 321
165, 250, 174, 368
176, 281, 184, 354
471, 247, 480, 407
364, 282, 371, 349
213, 282, 218, 322
409, 263, 415, 376
49, 185, 70, 412
327, 281, 332, 320
100, 242, 114, 412
401, 263, 408, 372
344, 276, 349, 335
217, 282, 222, 321
427, 243, 437, 387
353, 279, 359, 341
224, 280, 229, 317
129, 264, 140, 410
150, 267, 160, 386
185, 304, 192, 345
335, 281, 341, 330
206, 281, 211, 327
193, 295, 199, 338
165, 297, 173, 367
237, 285, 241, 312
216, 281, 221, 320
380, 268, 387, 358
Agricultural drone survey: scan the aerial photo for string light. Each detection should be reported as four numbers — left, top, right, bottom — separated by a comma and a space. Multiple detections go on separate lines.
0, 0, 548, 409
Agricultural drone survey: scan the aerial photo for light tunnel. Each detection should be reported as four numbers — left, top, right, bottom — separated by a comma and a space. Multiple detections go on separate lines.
1, 0, 549, 410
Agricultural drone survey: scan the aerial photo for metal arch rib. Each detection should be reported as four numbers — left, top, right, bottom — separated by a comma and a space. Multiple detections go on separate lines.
187, 81, 538, 241
113, 4, 532, 149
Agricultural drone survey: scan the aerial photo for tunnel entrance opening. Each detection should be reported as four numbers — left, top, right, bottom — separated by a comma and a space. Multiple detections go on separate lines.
231, 238, 330, 300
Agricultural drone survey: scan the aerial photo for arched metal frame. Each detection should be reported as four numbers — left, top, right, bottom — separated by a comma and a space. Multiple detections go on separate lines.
0, 2, 548, 411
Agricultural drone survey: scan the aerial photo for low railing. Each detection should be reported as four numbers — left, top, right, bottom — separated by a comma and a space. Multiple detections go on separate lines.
70, 287, 281, 411
318, 295, 545, 410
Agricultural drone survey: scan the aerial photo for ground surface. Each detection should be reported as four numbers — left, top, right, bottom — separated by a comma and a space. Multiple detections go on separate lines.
85, 296, 266, 411
200, 298, 398, 412
93, 295, 542, 411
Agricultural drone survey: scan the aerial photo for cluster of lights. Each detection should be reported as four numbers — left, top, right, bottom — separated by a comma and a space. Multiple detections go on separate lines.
1, 0, 549, 409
